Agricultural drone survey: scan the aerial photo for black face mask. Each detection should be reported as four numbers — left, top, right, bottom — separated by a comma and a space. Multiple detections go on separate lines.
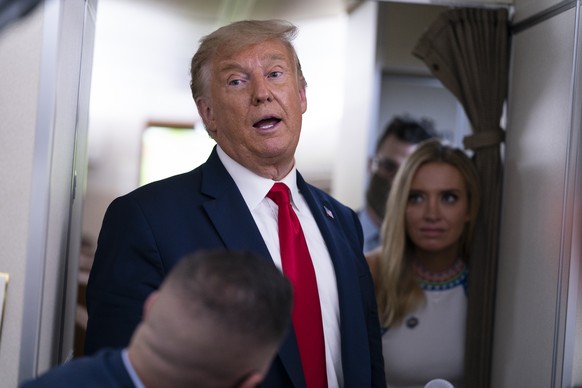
366, 173, 392, 221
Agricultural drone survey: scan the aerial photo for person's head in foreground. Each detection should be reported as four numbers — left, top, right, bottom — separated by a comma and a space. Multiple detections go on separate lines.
129, 249, 293, 388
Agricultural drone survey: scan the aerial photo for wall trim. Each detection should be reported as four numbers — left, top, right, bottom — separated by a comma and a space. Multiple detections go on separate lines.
512, 0, 577, 34
559, 2, 582, 385
19, 0, 61, 381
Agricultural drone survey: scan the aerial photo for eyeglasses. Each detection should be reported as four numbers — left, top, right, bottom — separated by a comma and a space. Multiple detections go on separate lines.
371, 157, 400, 177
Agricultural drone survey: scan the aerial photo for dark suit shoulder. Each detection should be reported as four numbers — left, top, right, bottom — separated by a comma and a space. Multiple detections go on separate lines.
299, 180, 362, 242
20, 349, 134, 388
128, 168, 203, 203
105, 166, 211, 229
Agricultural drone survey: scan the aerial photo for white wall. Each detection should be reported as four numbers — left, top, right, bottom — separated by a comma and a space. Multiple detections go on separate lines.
376, 75, 470, 148
293, 16, 348, 186
331, 1, 379, 209
494, 4, 581, 386
84, 0, 215, 242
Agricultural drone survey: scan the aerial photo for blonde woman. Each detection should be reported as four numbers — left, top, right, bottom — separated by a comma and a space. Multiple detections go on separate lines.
366, 139, 480, 388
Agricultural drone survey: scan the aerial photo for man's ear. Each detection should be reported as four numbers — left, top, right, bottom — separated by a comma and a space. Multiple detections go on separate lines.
367, 156, 374, 174
298, 86, 307, 114
195, 97, 217, 137
237, 372, 263, 388
143, 290, 159, 318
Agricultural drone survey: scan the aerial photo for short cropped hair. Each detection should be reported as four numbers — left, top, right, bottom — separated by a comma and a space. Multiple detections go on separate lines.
165, 249, 293, 345
375, 115, 438, 152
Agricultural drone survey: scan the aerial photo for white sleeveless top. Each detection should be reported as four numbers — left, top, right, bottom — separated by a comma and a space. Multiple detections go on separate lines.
382, 262, 468, 388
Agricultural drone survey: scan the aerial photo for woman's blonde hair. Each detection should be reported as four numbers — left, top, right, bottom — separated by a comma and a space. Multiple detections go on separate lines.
375, 139, 480, 327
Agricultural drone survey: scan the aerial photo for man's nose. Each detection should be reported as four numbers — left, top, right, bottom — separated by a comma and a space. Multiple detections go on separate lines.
252, 77, 272, 104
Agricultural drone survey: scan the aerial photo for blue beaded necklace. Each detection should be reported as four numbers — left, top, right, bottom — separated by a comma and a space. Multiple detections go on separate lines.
414, 258, 469, 292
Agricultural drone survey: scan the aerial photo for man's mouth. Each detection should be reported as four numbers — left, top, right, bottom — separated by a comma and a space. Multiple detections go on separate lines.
253, 117, 282, 130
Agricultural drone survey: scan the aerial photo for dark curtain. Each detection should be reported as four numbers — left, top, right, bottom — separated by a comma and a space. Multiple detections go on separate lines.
412, 8, 510, 388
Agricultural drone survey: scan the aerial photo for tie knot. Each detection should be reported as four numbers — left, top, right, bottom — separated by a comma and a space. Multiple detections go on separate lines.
267, 182, 291, 206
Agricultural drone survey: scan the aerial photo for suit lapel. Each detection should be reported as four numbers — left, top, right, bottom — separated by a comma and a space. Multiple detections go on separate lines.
199, 149, 271, 260
297, 173, 371, 384
296, 172, 357, 279
276, 330, 306, 387
200, 150, 304, 385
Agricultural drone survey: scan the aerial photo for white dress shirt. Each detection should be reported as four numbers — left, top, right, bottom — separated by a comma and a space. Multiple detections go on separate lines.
217, 146, 343, 387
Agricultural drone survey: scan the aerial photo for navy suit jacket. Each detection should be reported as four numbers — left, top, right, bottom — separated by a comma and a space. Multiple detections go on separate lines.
20, 349, 134, 388
85, 148, 385, 387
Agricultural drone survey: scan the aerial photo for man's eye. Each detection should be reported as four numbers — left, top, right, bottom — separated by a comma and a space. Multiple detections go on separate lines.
269, 71, 283, 78
228, 79, 243, 86
372, 158, 399, 176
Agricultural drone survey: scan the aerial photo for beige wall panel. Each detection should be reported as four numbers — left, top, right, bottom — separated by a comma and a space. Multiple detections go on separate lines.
0, 0, 96, 384
494, 8, 576, 387
0, 4, 44, 387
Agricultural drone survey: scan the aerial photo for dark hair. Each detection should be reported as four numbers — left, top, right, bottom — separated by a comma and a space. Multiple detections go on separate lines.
375, 115, 438, 152
167, 249, 293, 345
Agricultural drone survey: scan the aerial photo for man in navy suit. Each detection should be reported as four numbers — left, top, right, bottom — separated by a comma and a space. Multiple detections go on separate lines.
23, 250, 293, 388
85, 19, 385, 387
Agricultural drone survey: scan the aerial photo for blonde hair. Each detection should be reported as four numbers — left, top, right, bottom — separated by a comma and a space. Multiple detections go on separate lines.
189, 19, 306, 101
375, 139, 480, 327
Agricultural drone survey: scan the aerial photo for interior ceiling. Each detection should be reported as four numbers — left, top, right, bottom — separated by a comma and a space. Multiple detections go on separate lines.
140, 0, 363, 23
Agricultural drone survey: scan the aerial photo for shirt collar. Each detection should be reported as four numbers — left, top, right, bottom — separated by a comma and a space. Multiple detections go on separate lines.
122, 348, 145, 388
216, 145, 299, 209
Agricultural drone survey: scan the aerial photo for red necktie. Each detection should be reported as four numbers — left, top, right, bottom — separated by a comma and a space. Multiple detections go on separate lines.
267, 183, 327, 388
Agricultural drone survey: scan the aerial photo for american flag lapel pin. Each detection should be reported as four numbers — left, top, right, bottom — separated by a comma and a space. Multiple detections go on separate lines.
324, 205, 334, 219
